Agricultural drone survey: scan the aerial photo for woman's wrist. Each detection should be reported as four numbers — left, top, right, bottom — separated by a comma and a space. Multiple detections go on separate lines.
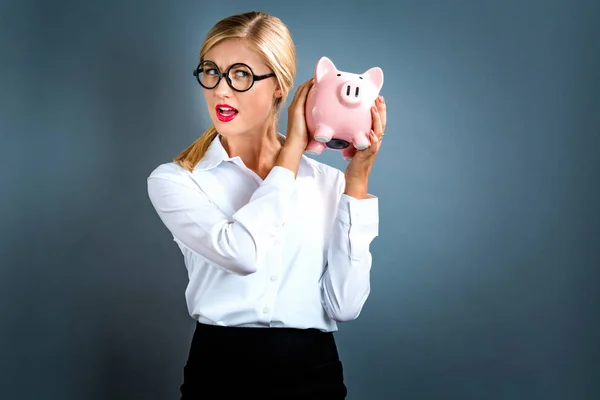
275, 142, 304, 176
344, 176, 369, 199
283, 134, 307, 153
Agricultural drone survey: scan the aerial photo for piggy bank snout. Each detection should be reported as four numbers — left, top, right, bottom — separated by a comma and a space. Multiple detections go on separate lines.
338, 80, 368, 107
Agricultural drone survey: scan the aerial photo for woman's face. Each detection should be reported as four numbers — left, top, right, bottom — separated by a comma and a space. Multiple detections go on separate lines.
200, 38, 281, 138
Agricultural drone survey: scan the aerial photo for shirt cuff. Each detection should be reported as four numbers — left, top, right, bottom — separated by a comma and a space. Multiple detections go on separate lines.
336, 193, 379, 261
263, 165, 297, 186
336, 193, 379, 226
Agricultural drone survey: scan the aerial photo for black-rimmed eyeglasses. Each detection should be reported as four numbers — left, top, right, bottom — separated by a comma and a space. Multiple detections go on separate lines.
193, 60, 276, 92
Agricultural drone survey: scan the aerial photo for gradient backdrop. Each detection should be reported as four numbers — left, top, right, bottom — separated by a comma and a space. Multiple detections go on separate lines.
1, 0, 599, 399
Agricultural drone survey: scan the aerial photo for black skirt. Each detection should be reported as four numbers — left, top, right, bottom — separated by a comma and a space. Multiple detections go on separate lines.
180, 321, 348, 399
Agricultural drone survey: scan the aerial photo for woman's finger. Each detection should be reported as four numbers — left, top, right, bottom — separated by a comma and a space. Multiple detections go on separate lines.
371, 106, 383, 140
376, 96, 386, 133
289, 78, 313, 107
298, 79, 314, 101
360, 131, 379, 157
290, 80, 313, 117
369, 130, 381, 153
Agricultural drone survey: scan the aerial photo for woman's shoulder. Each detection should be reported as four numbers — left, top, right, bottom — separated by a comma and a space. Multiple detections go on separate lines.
147, 156, 345, 189
147, 161, 194, 185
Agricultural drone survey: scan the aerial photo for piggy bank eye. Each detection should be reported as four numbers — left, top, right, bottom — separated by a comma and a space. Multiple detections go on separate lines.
337, 73, 341, 76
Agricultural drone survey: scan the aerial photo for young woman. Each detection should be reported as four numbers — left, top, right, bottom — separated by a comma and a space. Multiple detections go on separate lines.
147, 10, 386, 399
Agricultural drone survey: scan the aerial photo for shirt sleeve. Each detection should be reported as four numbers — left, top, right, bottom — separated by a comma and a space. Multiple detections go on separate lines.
320, 171, 379, 322
147, 165, 296, 276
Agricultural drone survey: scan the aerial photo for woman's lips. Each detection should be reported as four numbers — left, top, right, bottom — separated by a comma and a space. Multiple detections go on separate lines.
216, 104, 238, 122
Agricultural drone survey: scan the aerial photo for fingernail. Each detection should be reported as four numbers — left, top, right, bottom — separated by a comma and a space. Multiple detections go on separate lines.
381, 96, 385, 103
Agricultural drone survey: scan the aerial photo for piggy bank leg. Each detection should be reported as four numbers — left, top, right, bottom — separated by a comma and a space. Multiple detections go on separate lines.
304, 139, 326, 156
341, 146, 357, 162
353, 131, 371, 150
314, 124, 334, 143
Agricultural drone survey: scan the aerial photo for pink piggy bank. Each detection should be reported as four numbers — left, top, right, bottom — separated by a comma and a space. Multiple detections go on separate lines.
304, 56, 384, 161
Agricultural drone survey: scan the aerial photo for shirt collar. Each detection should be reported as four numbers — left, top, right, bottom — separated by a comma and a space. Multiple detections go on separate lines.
193, 133, 324, 175
193, 134, 233, 171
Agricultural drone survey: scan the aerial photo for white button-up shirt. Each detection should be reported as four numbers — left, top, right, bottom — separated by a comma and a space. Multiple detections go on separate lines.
147, 135, 379, 332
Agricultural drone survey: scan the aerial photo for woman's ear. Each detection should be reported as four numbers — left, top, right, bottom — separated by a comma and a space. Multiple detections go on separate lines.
273, 87, 283, 99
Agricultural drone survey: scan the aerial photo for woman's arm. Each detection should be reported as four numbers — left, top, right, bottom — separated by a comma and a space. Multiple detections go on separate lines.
147, 162, 297, 276
319, 172, 379, 322
320, 97, 386, 322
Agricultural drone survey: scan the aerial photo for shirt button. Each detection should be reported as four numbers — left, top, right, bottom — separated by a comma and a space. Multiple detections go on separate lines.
270, 275, 278, 282
263, 307, 270, 314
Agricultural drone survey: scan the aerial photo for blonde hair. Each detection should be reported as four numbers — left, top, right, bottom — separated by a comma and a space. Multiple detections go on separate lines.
173, 11, 297, 171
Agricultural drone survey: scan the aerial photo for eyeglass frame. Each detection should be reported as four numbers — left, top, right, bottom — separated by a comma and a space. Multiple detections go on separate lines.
193, 60, 276, 93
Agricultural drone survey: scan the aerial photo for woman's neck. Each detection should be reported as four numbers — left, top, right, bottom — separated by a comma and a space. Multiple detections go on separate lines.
220, 124, 283, 180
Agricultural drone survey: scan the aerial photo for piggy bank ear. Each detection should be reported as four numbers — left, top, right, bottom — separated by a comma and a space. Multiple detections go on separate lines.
364, 67, 384, 91
315, 57, 337, 82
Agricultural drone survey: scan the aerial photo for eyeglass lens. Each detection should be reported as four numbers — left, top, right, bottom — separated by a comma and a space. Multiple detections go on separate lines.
197, 61, 254, 91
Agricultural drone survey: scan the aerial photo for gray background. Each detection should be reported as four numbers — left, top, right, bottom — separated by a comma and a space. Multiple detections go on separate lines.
1, 0, 599, 399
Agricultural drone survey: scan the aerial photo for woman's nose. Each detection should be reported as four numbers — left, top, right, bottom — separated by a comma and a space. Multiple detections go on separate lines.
214, 76, 233, 97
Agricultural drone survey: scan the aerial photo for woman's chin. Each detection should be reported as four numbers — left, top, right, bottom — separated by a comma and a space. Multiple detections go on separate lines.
213, 122, 240, 137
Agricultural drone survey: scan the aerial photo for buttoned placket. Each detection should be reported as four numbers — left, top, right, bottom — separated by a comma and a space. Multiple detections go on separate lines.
262, 234, 286, 325
230, 159, 287, 325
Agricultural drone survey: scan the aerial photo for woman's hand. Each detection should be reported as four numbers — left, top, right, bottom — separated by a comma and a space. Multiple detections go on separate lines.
275, 78, 314, 177
284, 78, 315, 153
344, 95, 386, 199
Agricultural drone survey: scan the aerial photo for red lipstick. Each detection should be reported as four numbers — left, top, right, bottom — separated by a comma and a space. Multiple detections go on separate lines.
216, 104, 238, 122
